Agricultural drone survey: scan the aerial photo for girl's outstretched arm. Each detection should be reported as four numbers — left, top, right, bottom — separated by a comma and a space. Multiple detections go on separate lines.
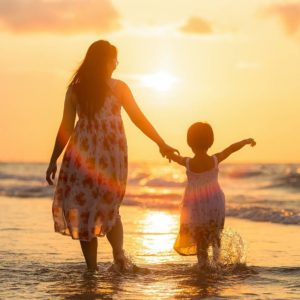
118, 80, 178, 158
46, 88, 76, 185
215, 138, 256, 163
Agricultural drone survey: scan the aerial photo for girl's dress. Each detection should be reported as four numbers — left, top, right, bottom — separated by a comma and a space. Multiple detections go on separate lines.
174, 155, 225, 255
52, 81, 128, 241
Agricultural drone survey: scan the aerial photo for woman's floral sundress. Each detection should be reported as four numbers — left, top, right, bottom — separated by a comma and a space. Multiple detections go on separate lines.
174, 155, 225, 255
52, 80, 128, 241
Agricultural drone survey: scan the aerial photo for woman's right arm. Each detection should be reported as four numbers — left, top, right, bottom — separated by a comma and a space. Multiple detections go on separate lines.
46, 88, 76, 185
166, 152, 186, 166
118, 80, 178, 158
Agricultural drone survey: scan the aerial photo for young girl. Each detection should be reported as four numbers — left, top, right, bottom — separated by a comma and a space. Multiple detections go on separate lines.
167, 122, 255, 268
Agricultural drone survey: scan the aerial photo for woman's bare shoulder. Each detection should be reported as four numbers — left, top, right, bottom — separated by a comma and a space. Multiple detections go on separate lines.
111, 78, 129, 91
110, 79, 131, 99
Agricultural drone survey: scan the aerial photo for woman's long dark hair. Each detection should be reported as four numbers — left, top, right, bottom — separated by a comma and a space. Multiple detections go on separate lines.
69, 40, 117, 119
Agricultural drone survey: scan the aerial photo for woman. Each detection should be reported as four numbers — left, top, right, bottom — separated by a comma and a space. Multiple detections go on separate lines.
46, 40, 177, 271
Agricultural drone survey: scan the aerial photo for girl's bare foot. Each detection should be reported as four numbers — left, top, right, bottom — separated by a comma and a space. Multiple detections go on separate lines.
213, 245, 221, 264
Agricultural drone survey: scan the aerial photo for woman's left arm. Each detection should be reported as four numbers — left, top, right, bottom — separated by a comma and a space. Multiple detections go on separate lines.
118, 80, 178, 157
46, 87, 76, 185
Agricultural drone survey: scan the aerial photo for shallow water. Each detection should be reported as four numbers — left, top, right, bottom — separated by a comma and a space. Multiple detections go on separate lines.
1, 198, 300, 299
3, 259, 293, 300
1, 252, 300, 299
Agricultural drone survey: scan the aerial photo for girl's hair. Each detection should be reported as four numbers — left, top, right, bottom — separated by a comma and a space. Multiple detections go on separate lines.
68, 40, 117, 119
187, 122, 214, 151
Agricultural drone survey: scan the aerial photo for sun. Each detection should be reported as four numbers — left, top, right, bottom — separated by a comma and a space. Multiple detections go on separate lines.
139, 71, 178, 92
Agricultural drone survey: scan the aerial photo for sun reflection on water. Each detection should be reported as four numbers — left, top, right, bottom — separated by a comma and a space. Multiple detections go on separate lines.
139, 211, 178, 262
143, 212, 177, 234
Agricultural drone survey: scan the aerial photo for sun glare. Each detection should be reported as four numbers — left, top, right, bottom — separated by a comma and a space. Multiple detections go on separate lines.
141, 211, 178, 259
143, 211, 176, 234
139, 71, 178, 92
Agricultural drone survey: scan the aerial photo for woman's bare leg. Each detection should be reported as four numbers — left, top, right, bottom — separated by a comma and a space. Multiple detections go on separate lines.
106, 217, 124, 263
80, 237, 98, 271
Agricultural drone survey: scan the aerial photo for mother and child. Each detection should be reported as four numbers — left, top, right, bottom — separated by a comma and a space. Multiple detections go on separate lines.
46, 40, 256, 271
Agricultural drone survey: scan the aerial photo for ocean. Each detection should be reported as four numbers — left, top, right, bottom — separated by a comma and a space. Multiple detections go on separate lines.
0, 162, 300, 299
2, 161, 300, 225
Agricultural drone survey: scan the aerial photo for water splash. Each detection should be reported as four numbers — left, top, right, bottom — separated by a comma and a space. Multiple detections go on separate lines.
206, 228, 247, 273
107, 252, 150, 275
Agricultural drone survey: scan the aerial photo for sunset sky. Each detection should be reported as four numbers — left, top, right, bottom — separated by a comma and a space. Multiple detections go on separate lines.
1, 0, 300, 163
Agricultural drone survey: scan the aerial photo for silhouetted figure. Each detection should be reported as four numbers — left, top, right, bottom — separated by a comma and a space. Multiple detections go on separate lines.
46, 40, 178, 271
167, 122, 255, 269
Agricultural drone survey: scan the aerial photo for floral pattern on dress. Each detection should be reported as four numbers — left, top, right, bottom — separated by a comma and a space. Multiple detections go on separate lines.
52, 81, 128, 241
174, 156, 225, 256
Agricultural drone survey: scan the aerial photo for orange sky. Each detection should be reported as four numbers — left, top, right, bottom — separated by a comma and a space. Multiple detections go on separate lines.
1, 0, 300, 163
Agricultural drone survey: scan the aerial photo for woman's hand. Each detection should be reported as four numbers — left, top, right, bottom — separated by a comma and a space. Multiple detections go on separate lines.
46, 161, 57, 185
159, 143, 180, 162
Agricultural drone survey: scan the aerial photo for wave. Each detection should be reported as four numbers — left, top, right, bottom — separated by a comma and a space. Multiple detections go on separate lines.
1, 185, 300, 225
123, 196, 179, 209
0, 172, 44, 182
226, 206, 300, 225
124, 199, 300, 225
123, 196, 300, 225
1, 162, 300, 226
2, 163, 300, 189
266, 173, 300, 190
0, 185, 54, 198
141, 178, 185, 187
126, 192, 181, 200
226, 170, 263, 178
127, 172, 150, 184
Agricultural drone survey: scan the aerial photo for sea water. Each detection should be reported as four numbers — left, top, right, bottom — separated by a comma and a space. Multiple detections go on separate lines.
0, 162, 300, 299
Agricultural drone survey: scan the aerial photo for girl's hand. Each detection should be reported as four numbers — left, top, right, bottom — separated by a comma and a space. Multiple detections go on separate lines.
245, 138, 256, 147
46, 161, 57, 185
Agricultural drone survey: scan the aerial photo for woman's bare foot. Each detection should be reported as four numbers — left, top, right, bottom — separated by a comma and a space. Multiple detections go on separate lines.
108, 251, 143, 274
107, 249, 126, 273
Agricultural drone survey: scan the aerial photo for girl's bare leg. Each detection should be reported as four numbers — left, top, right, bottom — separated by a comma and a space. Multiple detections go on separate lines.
106, 217, 125, 266
80, 237, 98, 271
212, 235, 221, 263
197, 236, 209, 269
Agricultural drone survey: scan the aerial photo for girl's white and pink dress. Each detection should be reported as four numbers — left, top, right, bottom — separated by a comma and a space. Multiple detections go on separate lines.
52, 82, 128, 242
174, 155, 225, 255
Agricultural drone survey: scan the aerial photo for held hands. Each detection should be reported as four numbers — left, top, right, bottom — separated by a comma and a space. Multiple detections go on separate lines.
46, 161, 57, 185
159, 142, 180, 162
245, 138, 256, 147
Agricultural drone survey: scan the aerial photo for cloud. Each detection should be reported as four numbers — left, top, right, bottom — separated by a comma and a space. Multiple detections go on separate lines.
0, 0, 121, 34
263, 2, 300, 36
180, 17, 213, 34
